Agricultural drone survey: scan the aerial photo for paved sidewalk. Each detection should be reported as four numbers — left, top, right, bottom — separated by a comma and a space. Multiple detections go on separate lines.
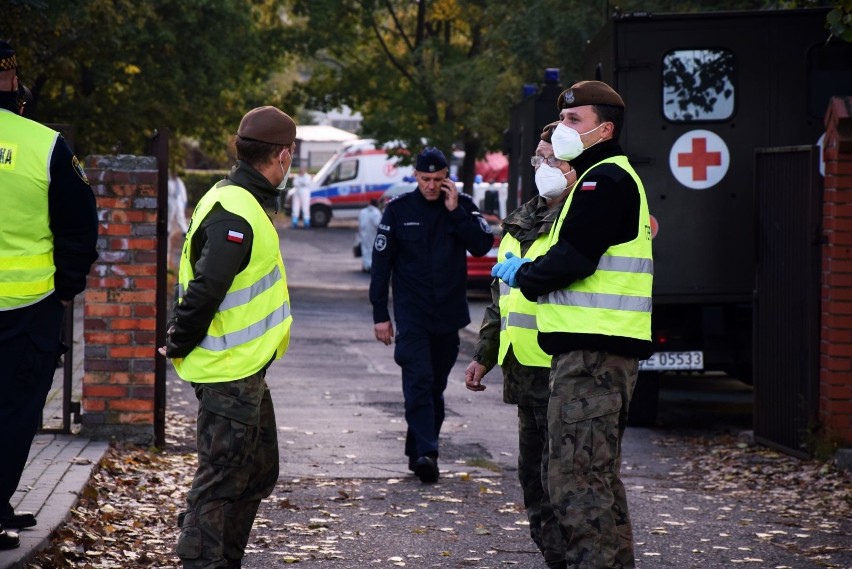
0, 434, 109, 569
0, 300, 110, 569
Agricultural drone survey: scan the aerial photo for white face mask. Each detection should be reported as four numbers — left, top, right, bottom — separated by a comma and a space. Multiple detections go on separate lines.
551, 122, 605, 161
277, 151, 292, 191
534, 163, 571, 199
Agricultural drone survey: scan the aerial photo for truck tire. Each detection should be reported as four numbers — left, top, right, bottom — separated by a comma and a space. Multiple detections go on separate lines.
628, 370, 660, 427
310, 204, 332, 228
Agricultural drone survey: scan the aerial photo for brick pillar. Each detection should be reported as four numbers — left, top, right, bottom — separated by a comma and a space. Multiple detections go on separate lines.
82, 155, 159, 444
821, 97, 852, 445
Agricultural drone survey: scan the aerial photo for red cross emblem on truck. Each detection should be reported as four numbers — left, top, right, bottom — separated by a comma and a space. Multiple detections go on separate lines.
677, 137, 722, 181
668, 129, 730, 190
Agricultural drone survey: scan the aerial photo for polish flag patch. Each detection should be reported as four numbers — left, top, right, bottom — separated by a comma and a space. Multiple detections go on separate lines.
581, 181, 597, 191
226, 230, 244, 244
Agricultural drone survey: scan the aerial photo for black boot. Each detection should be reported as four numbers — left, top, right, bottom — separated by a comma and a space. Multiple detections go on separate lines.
0, 511, 36, 529
0, 529, 20, 550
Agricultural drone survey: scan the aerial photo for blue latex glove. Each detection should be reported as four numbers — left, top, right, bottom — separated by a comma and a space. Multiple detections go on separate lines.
490, 252, 531, 288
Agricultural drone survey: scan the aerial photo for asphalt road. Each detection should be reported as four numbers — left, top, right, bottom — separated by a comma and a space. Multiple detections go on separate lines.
165, 218, 850, 569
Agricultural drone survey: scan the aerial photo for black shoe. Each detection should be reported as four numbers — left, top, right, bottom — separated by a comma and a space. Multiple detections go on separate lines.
0, 530, 20, 550
414, 456, 439, 483
0, 511, 36, 529
408, 457, 416, 472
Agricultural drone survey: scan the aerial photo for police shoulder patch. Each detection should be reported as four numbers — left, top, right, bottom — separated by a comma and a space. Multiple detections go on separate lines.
374, 234, 388, 251
477, 216, 493, 234
72, 155, 89, 184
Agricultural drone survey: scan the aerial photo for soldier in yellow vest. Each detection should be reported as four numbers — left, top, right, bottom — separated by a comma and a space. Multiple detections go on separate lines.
492, 81, 653, 569
0, 40, 99, 549
160, 106, 295, 569
465, 122, 574, 568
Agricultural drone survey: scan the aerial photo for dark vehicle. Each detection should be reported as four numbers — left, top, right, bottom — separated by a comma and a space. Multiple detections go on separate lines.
507, 8, 852, 425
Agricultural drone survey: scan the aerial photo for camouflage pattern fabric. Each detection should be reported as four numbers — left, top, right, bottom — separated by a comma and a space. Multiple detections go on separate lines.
547, 350, 637, 569
176, 371, 279, 569
517, 404, 566, 568
470, 196, 569, 567
501, 345, 551, 406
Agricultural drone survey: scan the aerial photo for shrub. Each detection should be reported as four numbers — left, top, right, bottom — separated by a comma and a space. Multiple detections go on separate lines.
183, 169, 230, 206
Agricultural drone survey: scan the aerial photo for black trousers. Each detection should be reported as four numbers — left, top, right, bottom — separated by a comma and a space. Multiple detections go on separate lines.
393, 322, 459, 459
0, 295, 66, 515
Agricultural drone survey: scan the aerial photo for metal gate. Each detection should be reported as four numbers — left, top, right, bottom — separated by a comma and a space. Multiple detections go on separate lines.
41, 125, 81, 433
753, 146, 822, 457
148, 129, 169, 448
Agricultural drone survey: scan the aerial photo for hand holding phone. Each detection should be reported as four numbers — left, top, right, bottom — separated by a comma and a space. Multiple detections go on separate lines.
441, 178, 458, 212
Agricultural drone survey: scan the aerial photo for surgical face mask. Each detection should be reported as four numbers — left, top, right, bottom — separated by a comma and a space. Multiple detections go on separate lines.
277, 152, 292, 191
551, 122, 605, 161
535, 163, 571, 199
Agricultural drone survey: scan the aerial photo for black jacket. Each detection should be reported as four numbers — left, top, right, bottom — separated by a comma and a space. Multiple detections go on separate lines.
369, 189, 493, 333
165, 161, 280, 358
516, 140, 653, 359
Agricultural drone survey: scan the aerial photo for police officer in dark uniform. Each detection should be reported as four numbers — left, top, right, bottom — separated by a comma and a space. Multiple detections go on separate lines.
0, 39, 99, 549
370, 147, 494, 483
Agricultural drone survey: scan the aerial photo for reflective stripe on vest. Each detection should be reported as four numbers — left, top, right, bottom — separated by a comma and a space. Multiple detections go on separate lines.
537, 156, 653, 341
173, 184, 292, 382
497, 234, 551, 368
176, 265, 291, 352
0, 111, 59, 310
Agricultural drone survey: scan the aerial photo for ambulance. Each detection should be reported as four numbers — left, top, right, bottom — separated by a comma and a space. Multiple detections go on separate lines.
304, 139, 413, 227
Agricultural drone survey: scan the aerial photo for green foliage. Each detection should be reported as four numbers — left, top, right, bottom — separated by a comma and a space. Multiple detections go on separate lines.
183, 169, 230, 207
284, 0, 796, 180
1, 0, 292, 159
827, 1, 852, 41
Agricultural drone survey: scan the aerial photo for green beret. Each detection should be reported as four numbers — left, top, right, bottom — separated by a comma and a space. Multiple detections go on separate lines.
557, 81, 624, 110
540, 121, 560, 143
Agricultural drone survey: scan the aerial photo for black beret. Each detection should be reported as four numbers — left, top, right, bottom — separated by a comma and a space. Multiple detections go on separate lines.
0, 39, 16, 72
557, 80, 624, 110
540, 121, 560, 143
415, 147, 448, 172
237, 106, 296, 146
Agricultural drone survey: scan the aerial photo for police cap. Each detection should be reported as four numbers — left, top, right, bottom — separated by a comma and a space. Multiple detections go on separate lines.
0, 39, 16, 72
414, 147, 448, 173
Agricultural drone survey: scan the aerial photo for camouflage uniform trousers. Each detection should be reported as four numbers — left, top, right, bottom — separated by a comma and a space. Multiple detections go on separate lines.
517, 404, 566, 568
176, 370, 279, 569
547, 350, 638, 569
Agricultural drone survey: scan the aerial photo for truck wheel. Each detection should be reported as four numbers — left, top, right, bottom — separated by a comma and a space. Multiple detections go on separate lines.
310, 204, 332, 228
628, 370, 660, 427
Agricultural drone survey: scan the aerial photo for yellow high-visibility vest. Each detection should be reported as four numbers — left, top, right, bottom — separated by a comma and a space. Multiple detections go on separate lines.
537, 156, 653, 341
173, 184, 292, 382
0, 111, 58, 310
497, 234, 551, 368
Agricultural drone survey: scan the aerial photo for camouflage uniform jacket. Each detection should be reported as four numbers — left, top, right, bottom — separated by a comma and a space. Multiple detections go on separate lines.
472, 195, 562, 406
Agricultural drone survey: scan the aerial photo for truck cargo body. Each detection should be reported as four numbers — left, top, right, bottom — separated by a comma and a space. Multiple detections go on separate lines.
578, 8, 852, 423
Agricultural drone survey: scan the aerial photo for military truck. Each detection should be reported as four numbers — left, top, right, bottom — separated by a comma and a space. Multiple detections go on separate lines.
506, 7, 852, 425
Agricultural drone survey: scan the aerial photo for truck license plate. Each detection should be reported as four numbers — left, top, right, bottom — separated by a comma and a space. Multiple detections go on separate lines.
639, 351, 704, 371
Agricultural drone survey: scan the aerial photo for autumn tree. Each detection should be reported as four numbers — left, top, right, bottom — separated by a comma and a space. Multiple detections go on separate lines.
2, 0, 293, 159
285, 0, 793, 190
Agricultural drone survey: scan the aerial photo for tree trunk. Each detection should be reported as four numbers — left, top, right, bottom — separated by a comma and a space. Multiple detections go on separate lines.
460, 138, 481, 196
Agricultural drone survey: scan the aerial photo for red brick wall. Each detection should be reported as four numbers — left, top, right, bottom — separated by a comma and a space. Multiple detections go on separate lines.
82, 155, 159, 441
821, 96, 852, 444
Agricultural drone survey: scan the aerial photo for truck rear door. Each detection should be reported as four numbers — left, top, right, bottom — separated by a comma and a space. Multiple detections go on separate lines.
616, 12, 775, 302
